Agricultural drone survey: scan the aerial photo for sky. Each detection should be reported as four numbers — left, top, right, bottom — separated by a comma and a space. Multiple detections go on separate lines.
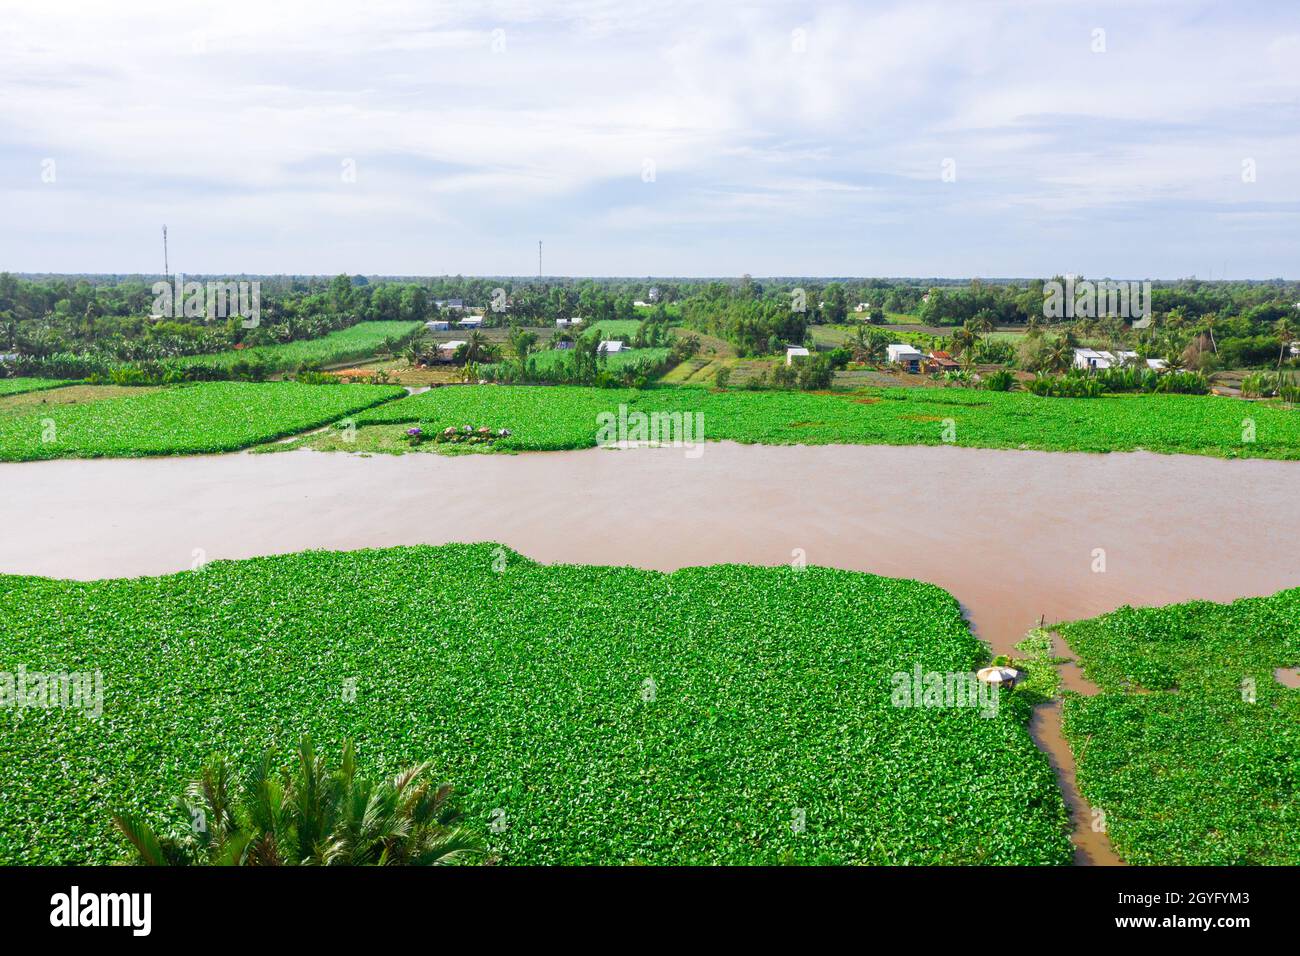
1, 0, 1298, 278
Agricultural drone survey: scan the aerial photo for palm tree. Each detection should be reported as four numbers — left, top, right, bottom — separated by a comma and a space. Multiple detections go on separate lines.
1043, 335, 1073, 374
1274, 317, 1296, 368
113, 737, 486, 866
1200, 313, 1219, 354
464, 330, 494, 365
403, 340, 427, 367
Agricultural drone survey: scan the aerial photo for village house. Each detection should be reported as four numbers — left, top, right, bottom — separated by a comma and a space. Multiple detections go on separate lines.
887, 343, 924, 372
434, 298, 464, 310
1072, 348, 1169, 372
597, 340, 626, 354
456, 315, 484, 329
436, 340, 466, 360
925, 350, 960, 373
785, 346, 810, 365
425, 320, 450, 331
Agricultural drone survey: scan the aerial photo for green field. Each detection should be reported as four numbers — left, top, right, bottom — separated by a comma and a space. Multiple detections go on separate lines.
1059, 591, 1300, 865
0, 378, 72, 397
0, 381, 405, 461
0, 544, 1070, 865
586, 319, 643, 338
355, 383, 1300, 459
502, 346, 670, 375
167, 321, 422, 372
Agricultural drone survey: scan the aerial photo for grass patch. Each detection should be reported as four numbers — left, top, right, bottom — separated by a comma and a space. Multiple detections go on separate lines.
1058, 590, 1300, 864
0, 544, 1071, 865
353, 383, 1300, 459
0, 378, 73, 398
586, 319, 642, 338
498, 347, 670, 376
0, 381, 406, 461
0, 384, 159, 418
167, 321, 422, 373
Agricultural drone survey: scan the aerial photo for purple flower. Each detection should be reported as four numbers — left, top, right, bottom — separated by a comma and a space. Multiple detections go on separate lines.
407, 428, 422, 436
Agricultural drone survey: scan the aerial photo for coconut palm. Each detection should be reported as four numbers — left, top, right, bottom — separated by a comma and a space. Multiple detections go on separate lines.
113, 737, 486, 866
464, 330, 496, 364
1200, 313, 1219, 354
1274, 317, 1296, 368
951, 324, 981, 364
1043, 335, 1073, 374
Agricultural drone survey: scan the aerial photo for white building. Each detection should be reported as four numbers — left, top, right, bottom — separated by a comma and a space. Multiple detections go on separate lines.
0, 353, 19, 363
436, 340, 466, 357
886, 343, 923, 371
457, 316, 484, 329
1073, 348, 1140, 371
1146, 358, 1169, 371
425, 320, 449, 331
597, 340, 626, 354
786, 346, 810, 365
854, 302, 871, 313
633, 300, 650, 308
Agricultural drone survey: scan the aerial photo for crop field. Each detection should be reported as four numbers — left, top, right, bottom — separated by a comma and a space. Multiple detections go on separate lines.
1059, 590, 1300, 864
354, 383, 1300, 459
167, 321, 422, 372
586, 319, 643, 338
509, 346, 670, 375
0, 381, 405, 461
0, 378, 72, 397
0, 385, 162, 419
0, 543, 1071, 865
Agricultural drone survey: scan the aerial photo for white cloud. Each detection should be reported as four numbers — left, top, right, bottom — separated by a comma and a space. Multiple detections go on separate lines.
0, 0, 1297, 275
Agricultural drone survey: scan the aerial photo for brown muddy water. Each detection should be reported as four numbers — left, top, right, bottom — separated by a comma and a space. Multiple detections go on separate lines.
2, 441, 1297, 866
4, 443, 1296, 654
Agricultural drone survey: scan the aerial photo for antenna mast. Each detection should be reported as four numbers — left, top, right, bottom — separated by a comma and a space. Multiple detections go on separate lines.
163, 225, 169, 280
538, 240, 542, 278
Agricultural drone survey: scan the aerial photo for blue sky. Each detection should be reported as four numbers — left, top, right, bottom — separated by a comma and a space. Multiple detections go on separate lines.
1, 0, 1298, 277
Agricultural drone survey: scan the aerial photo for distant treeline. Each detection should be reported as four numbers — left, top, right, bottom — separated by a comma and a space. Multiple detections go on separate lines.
4, 273, 1299, 376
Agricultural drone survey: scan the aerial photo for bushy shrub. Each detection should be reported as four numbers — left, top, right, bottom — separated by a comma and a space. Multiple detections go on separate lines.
827, 347, 852, 370
1242, 371, 1300, 402
981, 369, 1015, 391
1027, 373, 1104, 398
